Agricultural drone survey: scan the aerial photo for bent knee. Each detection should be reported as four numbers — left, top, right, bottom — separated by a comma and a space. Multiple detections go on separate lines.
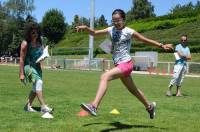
100, 73, 110, 81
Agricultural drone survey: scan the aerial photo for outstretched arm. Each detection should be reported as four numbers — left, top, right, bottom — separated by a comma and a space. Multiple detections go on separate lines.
76, 25, 108, 36
132, 31, 173, 50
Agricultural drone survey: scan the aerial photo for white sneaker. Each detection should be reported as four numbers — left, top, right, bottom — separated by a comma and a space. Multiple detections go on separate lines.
41, 105, 53, 113
166, 90, 172, 96
147, 102, 156, 119
24, 105, 37, 112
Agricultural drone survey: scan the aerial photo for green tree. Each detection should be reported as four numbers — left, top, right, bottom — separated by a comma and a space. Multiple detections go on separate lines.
170, 2, 196, 17
126, 0, 155, 22
25, 14, 36, 23
0, 21, 13, 55
70, 14, 80, 33
196, 1, 200, 9
194, 1, 200, 14
171, 2, 194, 14
4, 0, 34, 18
94, 18, 98, 28
41, 9, 66, 43
80, 17, 89, 26
72, 15, 80, 27
0, 0, 35, 55
97, 15, 108, 27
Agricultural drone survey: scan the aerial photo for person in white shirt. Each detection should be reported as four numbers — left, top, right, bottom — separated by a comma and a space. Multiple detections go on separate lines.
166, 35, 191, 97
76, 9, 173, 119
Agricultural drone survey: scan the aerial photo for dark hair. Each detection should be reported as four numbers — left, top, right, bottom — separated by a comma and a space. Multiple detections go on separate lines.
182, 34, 187, 38
112, 9, 126, 20
24, 22, 42, 44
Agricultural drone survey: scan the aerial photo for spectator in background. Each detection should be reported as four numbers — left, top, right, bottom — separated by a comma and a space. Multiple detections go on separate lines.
19, 22, 53, 113
166, 35, 191, 97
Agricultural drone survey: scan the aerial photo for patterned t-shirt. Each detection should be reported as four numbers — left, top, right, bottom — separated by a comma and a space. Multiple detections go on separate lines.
107, 26, 135, 64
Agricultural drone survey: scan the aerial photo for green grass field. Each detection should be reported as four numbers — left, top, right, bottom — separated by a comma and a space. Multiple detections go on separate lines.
0, 65, 200, 132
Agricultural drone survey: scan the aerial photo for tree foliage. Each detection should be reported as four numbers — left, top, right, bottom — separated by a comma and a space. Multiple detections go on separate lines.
41, 9, 66, 44
72, 15, 80, 26
71, 14, 108, 29
126, 0, 155, 22
4, 0, 34, 18
169, 1, 200, 18
0, 0, 35, 56
80, 17, 90, 26
96, 15, 108, 27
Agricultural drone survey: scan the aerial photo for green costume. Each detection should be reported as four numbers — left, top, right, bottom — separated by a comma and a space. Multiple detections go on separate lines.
24, 43, 43, 83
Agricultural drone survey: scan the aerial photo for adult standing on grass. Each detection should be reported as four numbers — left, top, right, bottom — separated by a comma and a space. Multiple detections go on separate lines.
76, 9, 173, 119
166, 35, 191, 97
19, 22, 53, 113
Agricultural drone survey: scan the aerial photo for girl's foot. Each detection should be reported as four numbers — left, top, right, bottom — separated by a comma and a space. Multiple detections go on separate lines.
81, 103, 97, 116
146, 102, 156, 119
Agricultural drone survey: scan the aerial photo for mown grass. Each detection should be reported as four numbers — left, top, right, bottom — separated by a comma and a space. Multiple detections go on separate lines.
0, 65, 200, 132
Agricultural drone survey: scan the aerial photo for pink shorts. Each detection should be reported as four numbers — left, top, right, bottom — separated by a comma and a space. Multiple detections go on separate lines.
116, 60, 134, 77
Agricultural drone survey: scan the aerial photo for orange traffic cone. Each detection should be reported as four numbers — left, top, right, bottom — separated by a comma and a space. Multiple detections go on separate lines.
77, 109, 89, 117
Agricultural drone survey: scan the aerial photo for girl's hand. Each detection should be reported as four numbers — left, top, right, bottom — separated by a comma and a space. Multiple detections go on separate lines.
75, 25, 88, 32
162, 44, 174, 51
20, 74, 25, 82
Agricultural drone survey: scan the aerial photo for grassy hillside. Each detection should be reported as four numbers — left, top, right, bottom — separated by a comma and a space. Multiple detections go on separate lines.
128, 16, 197, 32
54, 15, 200, 55
133, 21, 200, 52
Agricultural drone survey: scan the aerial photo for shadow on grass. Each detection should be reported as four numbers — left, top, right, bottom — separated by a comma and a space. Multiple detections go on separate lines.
171, 94, 190, 97
32, 106, 41, 112
83, 121, 167, 131
31, 106, 54, 113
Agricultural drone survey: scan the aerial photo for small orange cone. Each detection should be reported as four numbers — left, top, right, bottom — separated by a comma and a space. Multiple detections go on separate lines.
77, 109, 89, 117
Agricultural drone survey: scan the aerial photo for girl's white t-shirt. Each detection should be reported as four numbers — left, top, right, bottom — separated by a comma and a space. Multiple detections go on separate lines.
107, 26, 135, 64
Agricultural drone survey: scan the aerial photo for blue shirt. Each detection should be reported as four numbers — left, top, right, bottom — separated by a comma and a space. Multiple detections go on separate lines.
175, 44, 190, 65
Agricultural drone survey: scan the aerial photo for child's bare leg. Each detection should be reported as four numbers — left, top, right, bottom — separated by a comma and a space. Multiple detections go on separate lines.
36, 91, 46, 106
26, 91, 36, 106
176, 86, 182, 96
92, 67, 123, 108
120, 76, 149, 108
